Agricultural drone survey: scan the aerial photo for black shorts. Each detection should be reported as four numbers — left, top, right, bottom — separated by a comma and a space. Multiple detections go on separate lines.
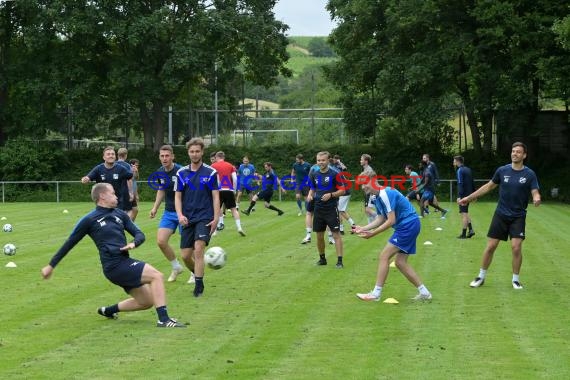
131, 198, 138, 208
257, 189, 274, 202
487, 212, 526, 241
458, 204, 469, 213
406, 190, 419, 201
104, 257, 145, 294
180, 221, 212, 249
219, 190, 237, 209
313, 207, 341, 233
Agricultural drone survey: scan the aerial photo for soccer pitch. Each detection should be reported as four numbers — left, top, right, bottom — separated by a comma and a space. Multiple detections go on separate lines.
1, 201, 569, 379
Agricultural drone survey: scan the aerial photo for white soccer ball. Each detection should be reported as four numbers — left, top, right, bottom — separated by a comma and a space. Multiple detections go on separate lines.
3, 223, 12, 232
3, 243, 16, 256
204, 246, 227, 270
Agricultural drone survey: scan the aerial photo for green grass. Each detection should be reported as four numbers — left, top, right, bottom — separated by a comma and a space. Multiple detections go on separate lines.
1, 201, 570, 379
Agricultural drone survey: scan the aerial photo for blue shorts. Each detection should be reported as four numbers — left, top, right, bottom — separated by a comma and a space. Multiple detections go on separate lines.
421, 190, 434, 202
388, 218, 421, 254
180, 221, 211, 249
159, 210, 180, 232
104, 257, 145, 294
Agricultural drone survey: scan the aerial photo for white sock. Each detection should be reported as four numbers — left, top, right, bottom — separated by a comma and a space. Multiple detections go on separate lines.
170, 259, 181, 269
219, 215, 224, 225
478, 269, 487, 279
372, 285, 382, 297
418, 284, 430, 295
306, 228, 312, 234
339, 224, 344, 232
235, 220, 242, 229
512, 274, 520, 282
348, 218, 355, 225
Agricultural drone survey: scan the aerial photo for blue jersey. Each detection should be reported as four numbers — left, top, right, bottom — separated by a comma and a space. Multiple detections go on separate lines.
49, 206, 145, 273
292, 161, 311, 183
492, 164, 539, 218
456, 165, 475, 198
373, 188, 419, 230
238, 163, 256, 188
309, 165, 342, 210
157, 163, 182, 212
175, 163, 218, 223
116, 160, 133, 208
86, 163, 133, 210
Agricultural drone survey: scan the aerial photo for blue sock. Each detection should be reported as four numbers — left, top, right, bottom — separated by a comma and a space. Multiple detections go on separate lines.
297, 199, 302, 210
156, 306, 169, 322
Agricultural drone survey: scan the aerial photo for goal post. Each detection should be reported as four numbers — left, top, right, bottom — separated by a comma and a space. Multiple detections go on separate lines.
232, 129, 299, 146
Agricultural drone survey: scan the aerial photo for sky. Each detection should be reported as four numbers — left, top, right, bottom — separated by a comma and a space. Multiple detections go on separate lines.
273, 0, 336, 36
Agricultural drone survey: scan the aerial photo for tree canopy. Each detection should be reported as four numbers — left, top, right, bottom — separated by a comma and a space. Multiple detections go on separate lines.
0, 0, 291, 150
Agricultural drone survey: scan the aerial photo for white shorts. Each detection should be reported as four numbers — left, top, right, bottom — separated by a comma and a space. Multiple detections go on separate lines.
337, 195, 351, 212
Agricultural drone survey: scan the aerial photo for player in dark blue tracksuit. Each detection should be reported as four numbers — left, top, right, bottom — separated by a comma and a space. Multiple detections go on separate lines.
41, 183, 185, 328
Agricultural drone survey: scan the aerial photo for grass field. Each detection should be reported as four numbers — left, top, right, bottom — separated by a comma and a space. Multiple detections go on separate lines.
1, 201, 570, 379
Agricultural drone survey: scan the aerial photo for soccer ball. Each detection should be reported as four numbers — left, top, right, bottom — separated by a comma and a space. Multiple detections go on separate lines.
204, 246, 227, 270
3, 223, 12, 232
3, 243, 16, 256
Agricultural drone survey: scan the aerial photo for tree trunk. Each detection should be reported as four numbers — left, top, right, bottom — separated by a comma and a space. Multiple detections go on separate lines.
152, 101, 165, 151
139, 104, 153, 149
458, 84, 483, 155
480, 110, 494, 154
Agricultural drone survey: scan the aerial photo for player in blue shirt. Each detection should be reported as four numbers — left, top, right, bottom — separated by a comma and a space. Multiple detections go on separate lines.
41, 183, 185, 327
308, 151, 346, 268
454, 156, 476, 239
149, 145, 187, 283
236, 156, 256, 210
459, 142, 541, 290
117, 147, 134, 218
291, 154, 312, 216
175, 138, 220, 297
354, 172, 433, 302
81, 146, 133, 211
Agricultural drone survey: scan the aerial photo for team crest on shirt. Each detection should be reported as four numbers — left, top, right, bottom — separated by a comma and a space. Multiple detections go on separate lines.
503, 176, 510, 183
519, 177, 527, 184
100, 175, 106, 181
113, 174, 119, 179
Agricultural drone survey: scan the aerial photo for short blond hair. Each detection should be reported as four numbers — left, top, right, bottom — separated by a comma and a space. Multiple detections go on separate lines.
91, 183, 111, 202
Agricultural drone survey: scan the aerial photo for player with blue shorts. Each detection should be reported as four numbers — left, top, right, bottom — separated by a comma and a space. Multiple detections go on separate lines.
354, 171, 433, 302
149, 145, 187, 283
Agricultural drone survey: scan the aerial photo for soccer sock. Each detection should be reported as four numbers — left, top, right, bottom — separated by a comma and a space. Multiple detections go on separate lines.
247, 201, 256, 212
105, 304, 119, 316
156, 305, 170, 322
219, 215, 224, 225
478, 269, 487, 279
319, 253, 326, 260
347, 217, 355, 225
512, 274, 520, 283
461, 228, 467, 237
297, 199, 302, 210
235, 219, 242, 229
339, 224, 344, 232
418, 284, 430, 295
195, 277, 204, 288
268, 205, 282, 213
372, 285, 382, 297
170, 259, 181, 269
337, 256, 343, 264
468, 222, 473, 232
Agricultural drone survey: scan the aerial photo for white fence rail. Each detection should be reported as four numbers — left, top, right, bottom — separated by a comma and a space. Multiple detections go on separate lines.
1, 179, 492, 203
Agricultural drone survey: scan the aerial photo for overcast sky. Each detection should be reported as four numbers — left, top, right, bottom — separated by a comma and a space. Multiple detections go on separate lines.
273, 0, 336, 36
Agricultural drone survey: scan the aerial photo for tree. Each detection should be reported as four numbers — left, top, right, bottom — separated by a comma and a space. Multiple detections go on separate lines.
307, 37, 335, 57
1, 1, 291, 150
326, 0, 570, 155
